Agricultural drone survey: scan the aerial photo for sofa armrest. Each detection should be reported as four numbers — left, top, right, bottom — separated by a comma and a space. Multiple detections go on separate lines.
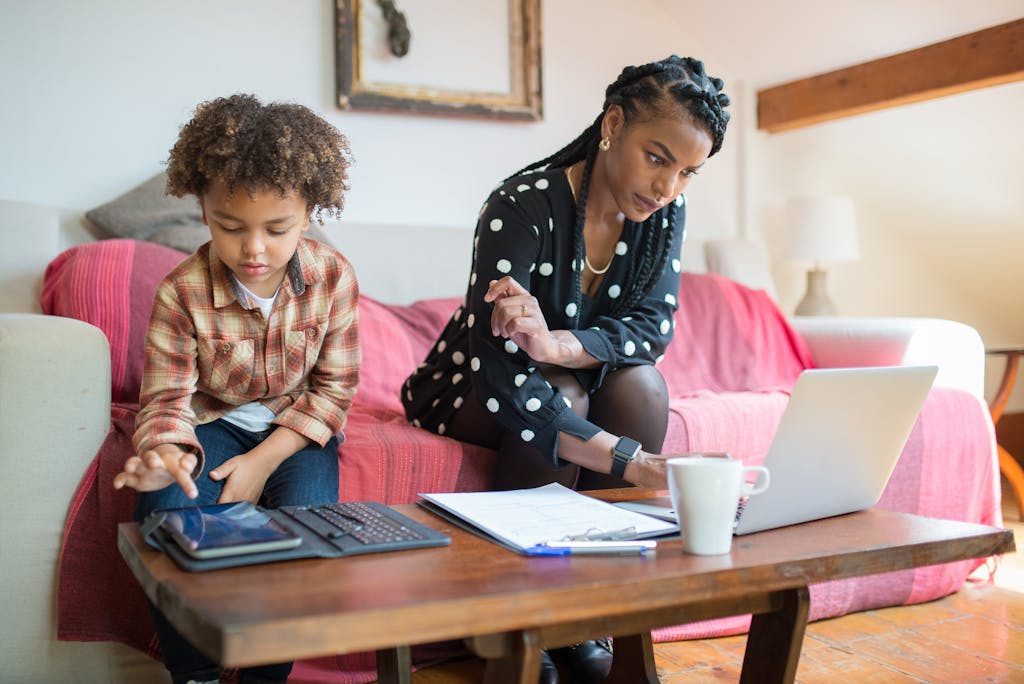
0, 314, 112, 679
789, 316, 985, 399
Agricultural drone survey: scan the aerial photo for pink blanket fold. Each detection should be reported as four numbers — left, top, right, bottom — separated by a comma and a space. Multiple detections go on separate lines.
57, 404, 159, 655
663, 273, 814, 395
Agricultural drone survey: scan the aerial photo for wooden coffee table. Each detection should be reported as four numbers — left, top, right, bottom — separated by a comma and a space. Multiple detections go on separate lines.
118, 490, 1014, 684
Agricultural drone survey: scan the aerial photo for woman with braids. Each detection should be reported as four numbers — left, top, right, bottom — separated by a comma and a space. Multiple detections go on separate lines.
401, 55, 729, 683
113, 94, 359, 684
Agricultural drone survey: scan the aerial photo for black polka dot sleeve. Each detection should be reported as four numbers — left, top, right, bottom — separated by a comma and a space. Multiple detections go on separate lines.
465, 176, 602, 463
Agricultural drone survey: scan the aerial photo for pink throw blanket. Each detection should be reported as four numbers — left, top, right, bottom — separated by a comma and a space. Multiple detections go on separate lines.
51, 257, 999, 680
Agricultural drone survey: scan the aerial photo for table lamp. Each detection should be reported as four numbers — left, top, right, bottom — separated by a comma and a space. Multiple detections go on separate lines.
783, 196, 859, 316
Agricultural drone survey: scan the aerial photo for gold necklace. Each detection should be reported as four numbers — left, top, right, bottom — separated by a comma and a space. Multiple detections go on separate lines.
568, 164, 613, 275
584, 254, 612, 275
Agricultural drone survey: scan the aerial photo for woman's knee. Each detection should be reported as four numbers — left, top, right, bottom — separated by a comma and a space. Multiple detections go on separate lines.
543, 367, 590, 418
601, 364, 668, 410
588, 365, 669, 453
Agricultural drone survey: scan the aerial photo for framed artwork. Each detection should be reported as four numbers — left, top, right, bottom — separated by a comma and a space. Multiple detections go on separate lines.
335, 0, 543, 120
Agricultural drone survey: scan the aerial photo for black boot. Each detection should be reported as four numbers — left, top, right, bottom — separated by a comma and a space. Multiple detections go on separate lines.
539, 648, 560, 684
552, 638, 612, 683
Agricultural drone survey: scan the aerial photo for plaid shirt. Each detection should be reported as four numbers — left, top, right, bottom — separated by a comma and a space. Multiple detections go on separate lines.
133, 238, 360, 465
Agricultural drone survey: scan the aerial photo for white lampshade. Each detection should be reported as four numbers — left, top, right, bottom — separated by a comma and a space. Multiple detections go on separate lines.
783, 196, 860, 264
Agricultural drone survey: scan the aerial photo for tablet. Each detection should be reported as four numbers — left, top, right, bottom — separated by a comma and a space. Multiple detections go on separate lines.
160, 502, 302, 559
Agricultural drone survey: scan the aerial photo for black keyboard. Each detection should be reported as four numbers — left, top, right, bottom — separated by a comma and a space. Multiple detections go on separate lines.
282, 500, 449, 556
311, 501, 426, 544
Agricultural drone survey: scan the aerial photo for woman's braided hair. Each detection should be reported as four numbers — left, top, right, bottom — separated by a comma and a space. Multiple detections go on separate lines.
510, 55, 729, 325
166, 93, 353, 223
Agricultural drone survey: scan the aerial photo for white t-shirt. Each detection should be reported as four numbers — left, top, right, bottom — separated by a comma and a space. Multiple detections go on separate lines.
221, 283, 278, 433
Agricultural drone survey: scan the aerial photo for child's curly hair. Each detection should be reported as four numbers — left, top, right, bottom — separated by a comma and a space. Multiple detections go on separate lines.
166, 93, 353, 223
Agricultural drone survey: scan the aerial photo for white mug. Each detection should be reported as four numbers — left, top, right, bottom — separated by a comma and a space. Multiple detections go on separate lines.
667, 455, 770, 555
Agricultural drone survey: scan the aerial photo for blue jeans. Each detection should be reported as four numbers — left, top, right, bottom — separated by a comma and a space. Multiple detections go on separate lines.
135, 419, 340, 684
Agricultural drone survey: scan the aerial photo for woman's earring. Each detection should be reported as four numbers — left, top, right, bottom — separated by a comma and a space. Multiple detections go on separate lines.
599, 137, 611, 152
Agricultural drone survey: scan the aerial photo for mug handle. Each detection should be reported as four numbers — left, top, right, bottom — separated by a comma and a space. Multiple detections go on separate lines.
742, 466, 770, 496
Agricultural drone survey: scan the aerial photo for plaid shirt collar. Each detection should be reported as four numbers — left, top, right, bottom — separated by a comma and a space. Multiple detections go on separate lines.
208, 238, 322, 310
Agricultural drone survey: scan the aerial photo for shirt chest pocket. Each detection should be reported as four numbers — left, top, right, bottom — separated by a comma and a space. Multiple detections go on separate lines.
283, 324, 325, 381
197, 337, 256, 398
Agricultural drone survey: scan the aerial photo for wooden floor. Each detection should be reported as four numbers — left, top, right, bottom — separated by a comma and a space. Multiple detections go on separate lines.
407, 479, 1024, 683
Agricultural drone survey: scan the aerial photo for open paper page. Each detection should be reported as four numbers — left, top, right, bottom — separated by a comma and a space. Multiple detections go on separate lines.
419, 483, 677, 552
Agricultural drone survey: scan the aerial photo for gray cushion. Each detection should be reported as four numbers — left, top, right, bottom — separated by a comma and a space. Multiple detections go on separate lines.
85, 172, 332, 254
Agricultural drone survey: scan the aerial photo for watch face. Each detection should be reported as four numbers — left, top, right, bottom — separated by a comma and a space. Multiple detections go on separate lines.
616, 437, 641, 459
612, 438, 641, 478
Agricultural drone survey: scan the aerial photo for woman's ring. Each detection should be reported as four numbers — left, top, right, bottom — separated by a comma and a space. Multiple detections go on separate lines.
521, 304, 528, 317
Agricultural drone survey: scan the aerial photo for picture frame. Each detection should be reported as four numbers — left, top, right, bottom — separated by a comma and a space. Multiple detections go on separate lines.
335, 0, 543, 120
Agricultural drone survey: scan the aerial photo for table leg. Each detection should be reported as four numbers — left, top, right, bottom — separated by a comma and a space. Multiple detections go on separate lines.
376, 645, 412, 684
476, 630, 544, 684
740, 586, 810, 684
999, 444, 1024, 520
605, 632, 660, 684
989, 350, 1023, 519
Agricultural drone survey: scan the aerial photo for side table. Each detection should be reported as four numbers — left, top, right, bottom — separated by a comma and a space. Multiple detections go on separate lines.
987, 347, 1024, 519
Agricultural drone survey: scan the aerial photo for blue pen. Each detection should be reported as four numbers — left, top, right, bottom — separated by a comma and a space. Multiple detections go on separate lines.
523, 545, 573, 556
524, 540, 656, 556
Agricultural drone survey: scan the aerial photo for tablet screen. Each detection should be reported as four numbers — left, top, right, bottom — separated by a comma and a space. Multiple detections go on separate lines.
160, 502, 302, 559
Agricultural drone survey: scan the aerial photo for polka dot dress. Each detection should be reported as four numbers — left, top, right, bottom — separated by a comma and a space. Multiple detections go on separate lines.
402, 168, 686, 462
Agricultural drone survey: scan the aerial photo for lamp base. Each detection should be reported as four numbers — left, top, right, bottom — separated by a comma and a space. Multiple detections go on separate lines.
794, 268, 836, 316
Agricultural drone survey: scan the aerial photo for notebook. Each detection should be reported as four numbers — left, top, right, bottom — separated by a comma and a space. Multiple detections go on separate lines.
615, 365, 938, 535
141, 500, 451, 572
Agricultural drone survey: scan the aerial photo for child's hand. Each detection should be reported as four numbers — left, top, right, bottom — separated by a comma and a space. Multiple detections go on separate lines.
113, 445, 198, 499
209, 453, 273, 505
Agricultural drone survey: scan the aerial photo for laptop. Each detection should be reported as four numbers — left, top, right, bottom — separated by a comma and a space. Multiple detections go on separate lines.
616, 365, 938, 535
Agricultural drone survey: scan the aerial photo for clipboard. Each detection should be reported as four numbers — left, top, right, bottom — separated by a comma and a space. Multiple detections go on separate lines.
417, 483, 677, 554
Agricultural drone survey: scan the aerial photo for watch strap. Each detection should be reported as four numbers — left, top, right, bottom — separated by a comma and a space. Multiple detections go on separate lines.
611, 436, 642, 478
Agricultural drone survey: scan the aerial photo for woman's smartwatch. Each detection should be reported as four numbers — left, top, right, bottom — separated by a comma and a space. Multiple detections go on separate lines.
610, 436, 642, 478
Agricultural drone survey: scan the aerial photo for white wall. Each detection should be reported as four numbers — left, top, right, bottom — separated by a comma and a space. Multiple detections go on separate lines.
2, 1, 1019, 408
660, 0, 1024, 411
0, 0, 738, 271
752, 82, 1024, 411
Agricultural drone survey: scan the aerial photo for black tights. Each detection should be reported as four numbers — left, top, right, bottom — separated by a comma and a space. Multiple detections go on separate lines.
447, 364, 669, 491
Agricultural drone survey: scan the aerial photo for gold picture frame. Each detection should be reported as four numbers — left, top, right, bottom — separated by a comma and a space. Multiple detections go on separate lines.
335, 0, 543, 120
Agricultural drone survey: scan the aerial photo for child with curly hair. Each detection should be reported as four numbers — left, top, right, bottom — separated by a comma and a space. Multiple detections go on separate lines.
113, 93, 359, 684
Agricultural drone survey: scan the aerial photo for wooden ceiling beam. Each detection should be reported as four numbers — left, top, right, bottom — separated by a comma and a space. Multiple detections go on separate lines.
757, 18, 1024, 133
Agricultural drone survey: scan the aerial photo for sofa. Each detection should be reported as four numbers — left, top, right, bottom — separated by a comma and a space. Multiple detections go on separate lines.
0, 198, 1003, 684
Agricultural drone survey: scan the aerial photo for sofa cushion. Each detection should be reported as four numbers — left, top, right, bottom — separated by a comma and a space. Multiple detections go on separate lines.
355, 273, 810, 411
84, 172, 332, 254
356, 295, 462, 412
41, 239, 186, 404
340, 406, 495, 503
